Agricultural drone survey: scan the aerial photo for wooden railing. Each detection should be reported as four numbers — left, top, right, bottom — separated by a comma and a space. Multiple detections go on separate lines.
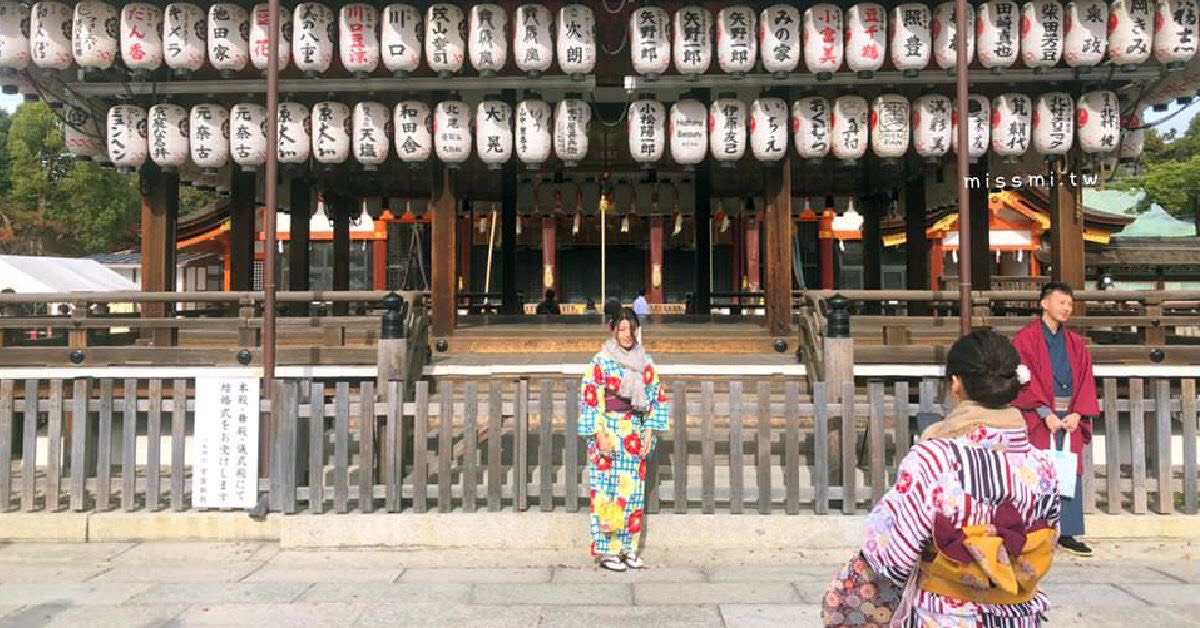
2, 374, 1196, 516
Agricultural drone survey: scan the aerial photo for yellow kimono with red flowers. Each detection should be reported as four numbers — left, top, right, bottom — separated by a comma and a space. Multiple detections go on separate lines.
578, 352, 670, 557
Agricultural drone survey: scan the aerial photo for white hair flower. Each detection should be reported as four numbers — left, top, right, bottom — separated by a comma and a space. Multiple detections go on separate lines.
1016, 364, 1032, 386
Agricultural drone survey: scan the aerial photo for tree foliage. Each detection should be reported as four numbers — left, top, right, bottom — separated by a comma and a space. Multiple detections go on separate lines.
1112, 113, 1200, 230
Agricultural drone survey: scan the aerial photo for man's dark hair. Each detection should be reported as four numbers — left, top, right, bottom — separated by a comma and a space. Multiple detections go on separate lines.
1040, 281, 1074, 302
544, 289, 556, 301
945, 330, 1022, 409
638, 289, 646, 297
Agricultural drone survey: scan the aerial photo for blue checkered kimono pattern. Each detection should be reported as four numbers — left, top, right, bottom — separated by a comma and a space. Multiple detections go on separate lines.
578, 351, 670, 557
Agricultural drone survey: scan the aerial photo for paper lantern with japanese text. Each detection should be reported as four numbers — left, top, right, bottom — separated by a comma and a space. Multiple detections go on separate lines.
1119, 109, 1145, 163
475, 98, 512, 169
630, 98, 666, 166
831, 95, 869, 162
72, 2, 118, 70
708, 96, 745, 166
557, 5, 595, 78
339, 3, 379, 76
163, 3, 206, 74
751, 97, 789, 162
425, 3, 465, 76
871, 94, 909, 161
670, 99, 707, 167
1077, 90, 1121, 154
468, 4, 506, 76
106, 105, 147, 171
277, 101, 311, 163
190, 104, 229, 172
0, 2, 32, 73
353, 102, 389, 170
293, 3, 334, 74
554, 97, 589, 167
631, 6, 671, 78
1021, 0, 1064, 71
913, 94, 952, 161
516, 98, 552, 168
434, 100, 471, 165
760, 5, 801, 76
673, 6, 712, 77
951, 95, 990, 160
1107, 0, 1152, 68
514, 4, 553, 77
250, 3, 292, 71
230, 103, 267, 169
121, 3, 163, 72
804, 4, 844, 77
312, 101, 351, 165
393, 100, 432, 164
933, 2, 975, 69
1033, 92, 1074, 157
1064, 1, 1108, 67
31, 2, 74, 70
208, 3, 248, 74
977, 1, 1020, 70
382, 3, 422, 76
792, 96, 831, 161
64, 103, 104, 160
891, 3, 931, 75
716, 6, 757, 76
991, 93, 1032, 159
1154, 0, 1199, 68
847, 3, 887, 78
148, 103, 188, 169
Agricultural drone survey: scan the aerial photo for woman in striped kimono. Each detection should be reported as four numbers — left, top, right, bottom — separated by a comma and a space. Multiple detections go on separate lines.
578, 307, 671, 572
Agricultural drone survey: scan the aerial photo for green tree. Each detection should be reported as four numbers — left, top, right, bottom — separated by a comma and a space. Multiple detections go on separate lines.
1114, 115, 1200, 234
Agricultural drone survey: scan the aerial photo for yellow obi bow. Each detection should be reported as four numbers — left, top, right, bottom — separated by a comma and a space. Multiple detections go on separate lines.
918, 502, 1057, 605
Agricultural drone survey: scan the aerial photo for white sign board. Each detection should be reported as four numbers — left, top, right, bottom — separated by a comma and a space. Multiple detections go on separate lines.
192, 376, 260, 508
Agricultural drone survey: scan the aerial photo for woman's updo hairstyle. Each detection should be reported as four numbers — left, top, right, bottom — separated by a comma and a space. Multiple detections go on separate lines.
945, 330, 1022, 409
609, 306, 641, 333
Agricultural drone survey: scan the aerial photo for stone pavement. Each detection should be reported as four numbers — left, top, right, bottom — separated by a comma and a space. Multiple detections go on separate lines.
0, 542, 1196, 627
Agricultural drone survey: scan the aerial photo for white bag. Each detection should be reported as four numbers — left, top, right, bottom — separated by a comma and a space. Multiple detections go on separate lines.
1049, 433, 1078, 497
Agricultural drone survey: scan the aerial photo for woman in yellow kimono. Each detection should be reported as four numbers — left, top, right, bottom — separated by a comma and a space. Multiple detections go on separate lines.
579, 307, 670, 572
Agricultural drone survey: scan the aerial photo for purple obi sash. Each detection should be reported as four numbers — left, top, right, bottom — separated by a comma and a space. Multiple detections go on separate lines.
605, 393, 635, 414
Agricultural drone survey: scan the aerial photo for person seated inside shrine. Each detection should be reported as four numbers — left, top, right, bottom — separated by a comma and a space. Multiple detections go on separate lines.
535, 289, 561, 316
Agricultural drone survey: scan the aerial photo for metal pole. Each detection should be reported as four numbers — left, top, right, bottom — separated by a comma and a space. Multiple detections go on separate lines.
600, 196, 607, 320
954, 0, 972, 337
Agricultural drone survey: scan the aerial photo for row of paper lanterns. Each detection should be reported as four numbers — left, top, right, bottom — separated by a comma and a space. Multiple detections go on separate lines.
78, 91, 1143, 172
0, 1, 1196, 80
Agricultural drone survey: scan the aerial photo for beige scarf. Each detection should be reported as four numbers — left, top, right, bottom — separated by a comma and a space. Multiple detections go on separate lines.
920, 400, 1027, 442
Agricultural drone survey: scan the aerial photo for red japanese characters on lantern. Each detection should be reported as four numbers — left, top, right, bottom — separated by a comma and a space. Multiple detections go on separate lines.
1064, 0, 1108, 67
933, 1, 975, 70
1021, 0, 1064, 72
832, 95, 869, 162
792, 96, 832, 161
846, 3, 887, 78
751, 97, 789, 162
716, 5, 757, 76
163, 3, 206, 74
913, 94, 952, 161
73, 2, 118, 71
514, 4, 553, 77
476, 97, 512, 170
804, 4, 844, 78
630, 97, 667, 166
871, 93, 910, 162
1077, 90, 1121, 154
382, 4, 422, 76
709, 95, 746, 166
208, 3, 249, 75
991, 93, 1032, 160
468, 4, 507, 76
1033, 92, 1075, 158
761, 4, 801, 76
393, 99, 432, 164
891, 3, 931, 76
121, 3, 163, 72
978, 1, 1020, 70
632, 6, 671, 78
425, 3, 465, 76
250, 3, 291, 72
31, 2, 74, 70
1107, 0, 1153, 68
558, 5, 596, 79
1154, 0, 1199, 68
673, 5, 712, 78
339, 3, 380, 76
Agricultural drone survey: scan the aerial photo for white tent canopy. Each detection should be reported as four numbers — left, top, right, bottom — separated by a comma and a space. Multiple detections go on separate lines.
0, 256, 137, 294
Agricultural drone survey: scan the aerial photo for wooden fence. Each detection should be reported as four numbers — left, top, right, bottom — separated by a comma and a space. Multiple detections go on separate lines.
1, 375, 1197, 516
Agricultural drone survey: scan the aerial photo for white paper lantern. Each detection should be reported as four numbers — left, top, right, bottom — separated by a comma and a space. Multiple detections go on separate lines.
1064, 1, 1108, 67
759, 5, 801, 77
1020, 0, 1064, 71
313, 101, 351, 165
106, 105, 147, 171
515, 98, 552, 168
294, 2, 335, 75
338, 3, 379, 76
434, 100, 471, 165
933, 2, 975, 69
31, 2, 73, 70
251, 3, 292, 72
208, 3, 248, 74
190, 104, 229, 172
631, 6, 671, 78
514, 4, 553, 76
0, 2, 32, 73
751, 97, 789, 162
353, 101, 389, 170
1120, 109, 1145, 163
716, 5, 757, 76
277, 101, 311, 164
804, 4, 844, 77
832, 96, 869, 162
120, 3, 163, 72
912, 94, 952, 161
1032, 92, 1074, 157
230, 103, 267, 170
554, 97, 589, 167
669, 99, 707, 167
673, 6, 712, 77
846, 3, 887, 78
708, 96, 746, 166
382, 4, 421, 76
72, 2, 118, 70
163, 3, 206, 74
1107, 0, 1152, 68
1077, 90, 1121, 154
952, 95, 990, 160
628, 98, 666, 166
147, 103, 188, 169
425, 3, 465, 77
475, 99, 511, 169
558, 5, 595, 78
792, 96, 832, 160
977, 1, 1020, 70
871, 94, 909, 161
1155, 0, 1199, 68
467, 4, 506, 76
64, 103, 104, 160
891, 4, 931, 76
393, 100, 432, 164
991, 93, 1032, 159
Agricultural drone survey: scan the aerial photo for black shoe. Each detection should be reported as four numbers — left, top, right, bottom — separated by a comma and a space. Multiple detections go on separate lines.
1058, 536, 1093, 557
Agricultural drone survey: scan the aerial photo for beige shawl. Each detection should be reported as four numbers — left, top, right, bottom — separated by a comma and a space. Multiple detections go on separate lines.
920, 400, 1027, 442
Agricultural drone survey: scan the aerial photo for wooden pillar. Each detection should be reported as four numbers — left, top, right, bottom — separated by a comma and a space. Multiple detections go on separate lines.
819, 209, 836, 290
969, 160, 992, 291
1050, 162, 1085, 289
905, 179, 930, 315
372, 239, 387, 290
332, 197, 351, 317
648, 216, 664, 304
432, 168, 457, 336
731, 214, 744, 308
229, 170, 257, 291
694, 163, 712, 315
930, 239, 945, 291
139, 163, 179, 346
458, 215, 472, 292
746, 212, 761, 293
287, 178, 312, 315
765, 158, 793, 335
542, 215, 558, 297
501, 155, 519, 314
862, 195, 883, 292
